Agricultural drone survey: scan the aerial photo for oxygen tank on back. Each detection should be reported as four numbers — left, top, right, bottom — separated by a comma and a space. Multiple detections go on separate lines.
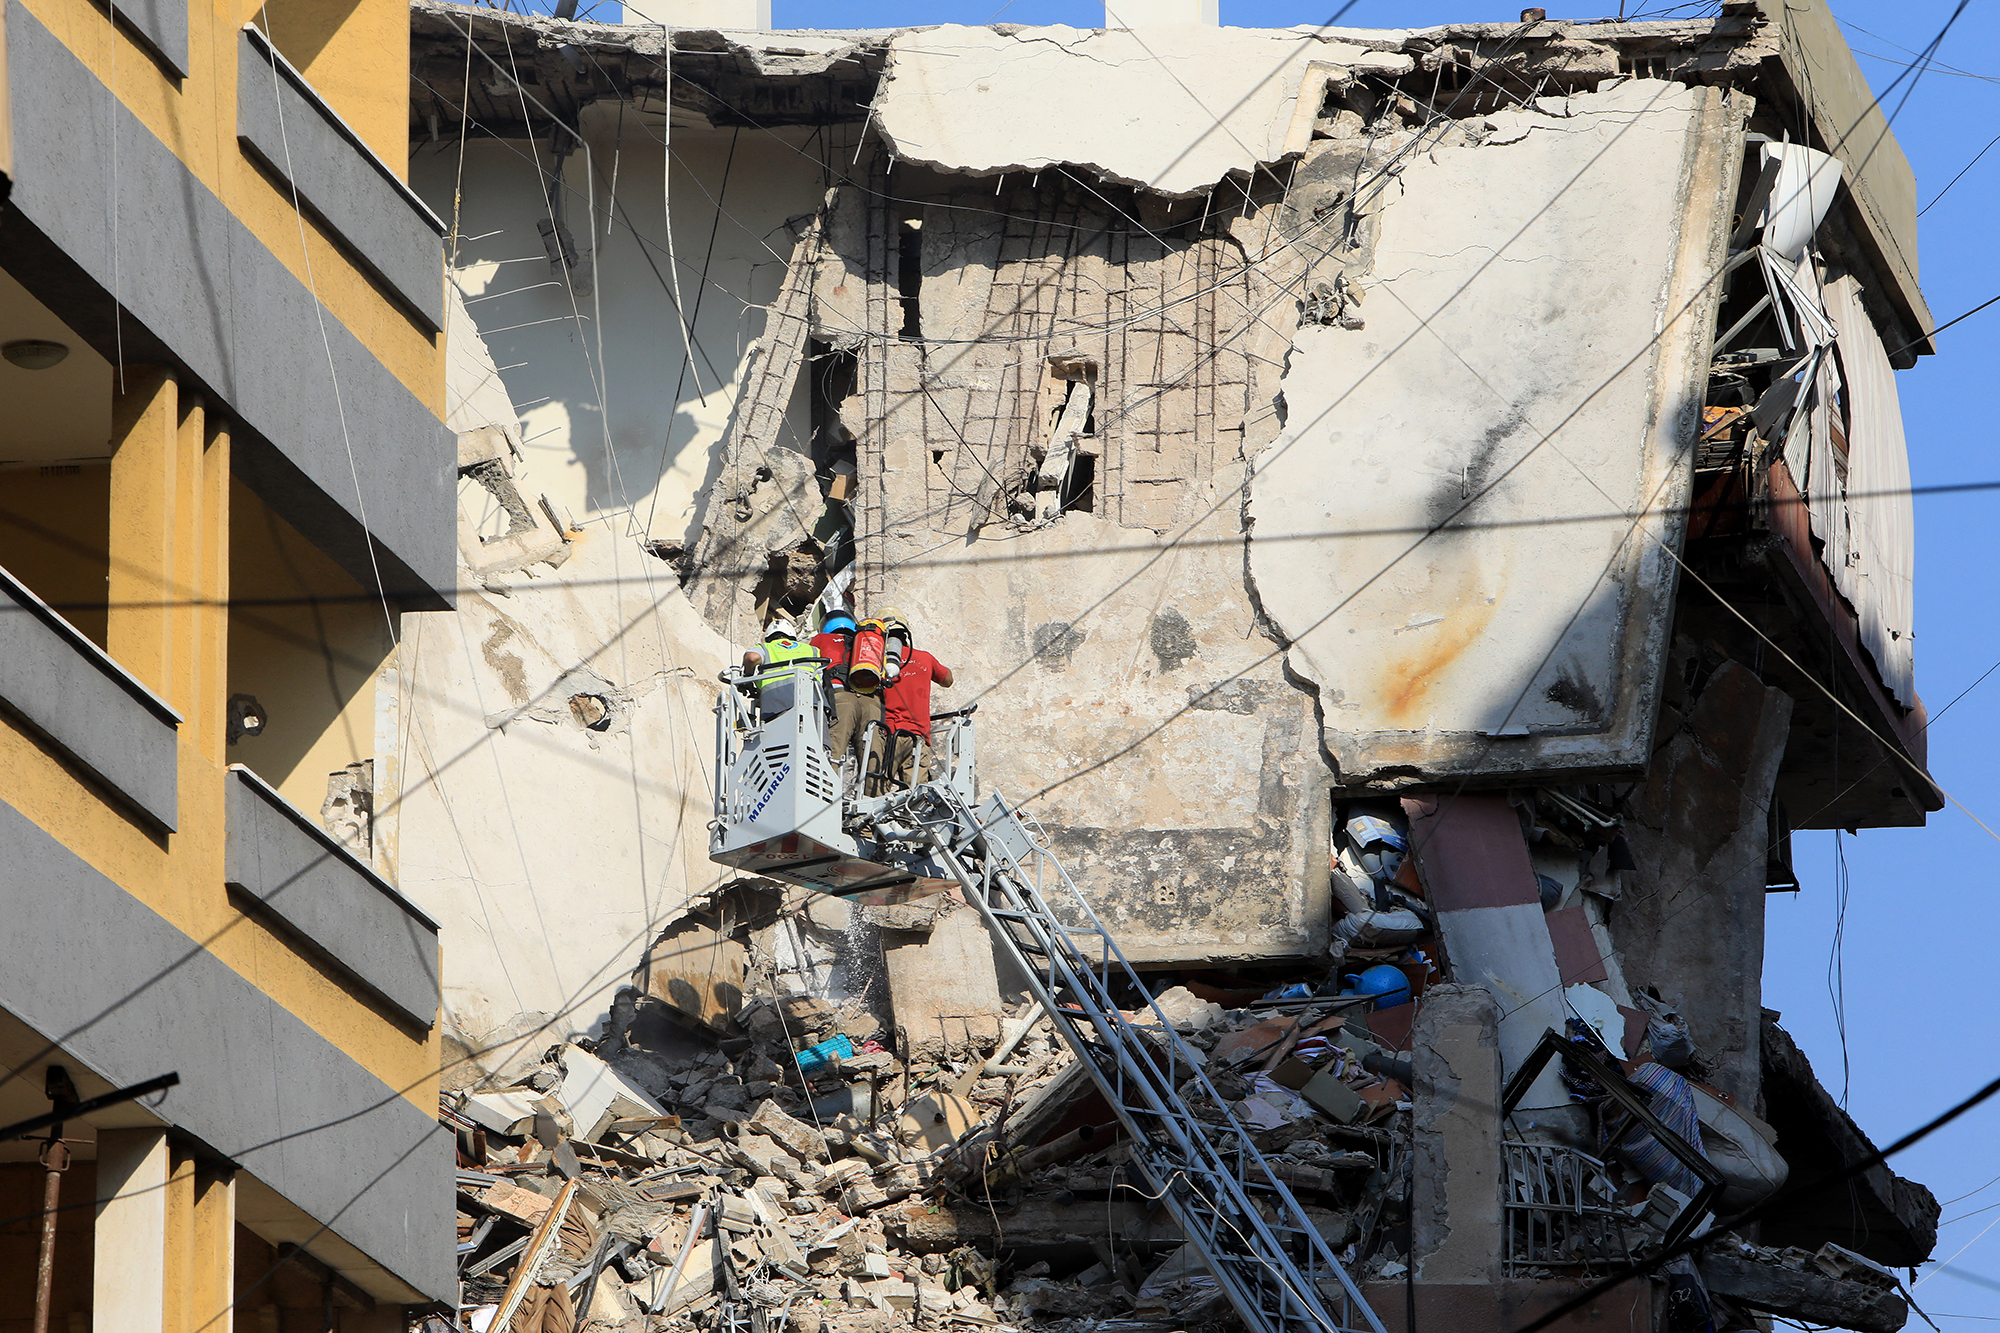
878, 608, 912, 685
848, 619, 887, 694
883, 624, 909, 683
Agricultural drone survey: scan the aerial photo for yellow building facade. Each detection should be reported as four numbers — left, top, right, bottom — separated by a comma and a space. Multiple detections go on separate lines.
0, 0, 454, 1317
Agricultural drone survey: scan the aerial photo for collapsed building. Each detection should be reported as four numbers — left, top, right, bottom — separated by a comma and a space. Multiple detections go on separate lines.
404, 2, 1944, 1330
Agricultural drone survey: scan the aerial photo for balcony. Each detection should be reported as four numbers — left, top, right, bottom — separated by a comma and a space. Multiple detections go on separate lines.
0, 562, 180, 830
224, 765, 440, 1028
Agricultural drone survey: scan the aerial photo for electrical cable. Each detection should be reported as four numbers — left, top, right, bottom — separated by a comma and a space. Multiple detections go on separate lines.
1944, 1170, 2000, 1210
1918, 130, 2000, 216
7, 9, 1983, 1314
1889, 291, 2000, 361
1830, 827, 1853, 1104
413, 78, 734, 383
2, 472, 1993, 616
642, 122, 738, 544
1842, 19, 2000, 86
1944, 1198, 2000, 1229
252, 17, 402, 664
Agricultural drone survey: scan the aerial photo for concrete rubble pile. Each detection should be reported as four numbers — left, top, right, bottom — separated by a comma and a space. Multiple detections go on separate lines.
398, 8, 1948, 1321
437, 879, 1435, 1332
435, 782, 1929, 1333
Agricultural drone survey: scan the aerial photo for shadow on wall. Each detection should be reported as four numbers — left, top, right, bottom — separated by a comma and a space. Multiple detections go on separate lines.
254, 0, 369, 72
409, 117, 823, 544
0, 467, 112, 647
227, 478, 390, 815
638, 910, 749, 1033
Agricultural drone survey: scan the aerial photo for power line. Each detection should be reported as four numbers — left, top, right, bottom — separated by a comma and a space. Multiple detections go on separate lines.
1891, 291, 2000, 361
6, 10, 1982, 1311
1917, 130, 2000, 216
5, 473, 1989, 616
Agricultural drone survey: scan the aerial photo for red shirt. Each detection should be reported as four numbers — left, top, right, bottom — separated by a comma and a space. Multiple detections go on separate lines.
811, 630, 855, 682
884, 650, 951, 738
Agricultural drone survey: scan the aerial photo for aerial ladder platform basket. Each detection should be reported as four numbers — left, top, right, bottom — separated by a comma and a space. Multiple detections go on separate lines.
711, 667, 1385, 1333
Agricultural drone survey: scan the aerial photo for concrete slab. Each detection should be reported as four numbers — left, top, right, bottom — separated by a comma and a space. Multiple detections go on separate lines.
1432, 903, 1569, 1110
1248, 80, 1743, 784
874, 25, 1411, 197
881, 903, 1005, 1059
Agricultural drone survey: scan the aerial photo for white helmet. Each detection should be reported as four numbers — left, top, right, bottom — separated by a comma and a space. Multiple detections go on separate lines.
765, 618, 799, 641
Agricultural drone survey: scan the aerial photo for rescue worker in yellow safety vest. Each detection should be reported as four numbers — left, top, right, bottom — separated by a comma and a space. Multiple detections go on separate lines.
740, 618, 822, 719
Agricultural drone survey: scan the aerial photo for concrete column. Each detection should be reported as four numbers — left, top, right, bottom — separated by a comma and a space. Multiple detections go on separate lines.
189, 1166, 235, 1333
1409, 984, 1502, 1284
168, 399, 202, 720
1616, 655, 1794, 1105
189, 418, 231, 764
94, 1129, 170, 1333
106, 369, 182, 701
880, 903, 1005, 1062
1104, 0, 1219, 25
163, 1150, 194, 1333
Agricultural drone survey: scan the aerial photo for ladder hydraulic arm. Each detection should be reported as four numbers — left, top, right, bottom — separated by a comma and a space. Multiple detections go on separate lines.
709, 673, 1385, 1333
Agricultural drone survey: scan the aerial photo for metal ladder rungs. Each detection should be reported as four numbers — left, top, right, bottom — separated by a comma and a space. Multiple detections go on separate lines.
988, 909, 1100, 938
920, 785, 1385, 1333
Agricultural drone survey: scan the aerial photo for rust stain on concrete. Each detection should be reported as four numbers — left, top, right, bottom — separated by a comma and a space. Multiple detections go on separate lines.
1383, 575, 1500, 727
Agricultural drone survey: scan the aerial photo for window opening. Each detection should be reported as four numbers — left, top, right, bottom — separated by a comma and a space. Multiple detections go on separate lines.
897, 218, 924, 340
1035, 355, 1098, 523
1061, 452, 1097, 514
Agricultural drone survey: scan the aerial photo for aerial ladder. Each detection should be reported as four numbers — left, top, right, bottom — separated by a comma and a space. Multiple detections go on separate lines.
711, 666, 1386, 1333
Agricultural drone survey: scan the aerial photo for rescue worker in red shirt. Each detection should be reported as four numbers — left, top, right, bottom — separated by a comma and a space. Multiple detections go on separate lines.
878, 610, 953, 789
810, 609, 879, 780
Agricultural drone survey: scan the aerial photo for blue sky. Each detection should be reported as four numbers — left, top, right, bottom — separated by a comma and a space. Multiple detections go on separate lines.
767, 1, 2000, 1319
559, 0, 2000, 1316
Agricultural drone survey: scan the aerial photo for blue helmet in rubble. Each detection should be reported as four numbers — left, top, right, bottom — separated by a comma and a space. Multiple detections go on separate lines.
1341, 964, 1412, 1009
821, 610, 858, 634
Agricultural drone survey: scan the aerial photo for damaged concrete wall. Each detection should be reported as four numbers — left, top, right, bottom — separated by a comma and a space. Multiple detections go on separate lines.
873, 25, 1413, 196
1610, 642, 1793, 1105
409, 9, 1890, 1010
410, 111, 828, 551
1250, 79, 1746, 788
395, 270, 738, 1056
396, 533, 733, 1053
